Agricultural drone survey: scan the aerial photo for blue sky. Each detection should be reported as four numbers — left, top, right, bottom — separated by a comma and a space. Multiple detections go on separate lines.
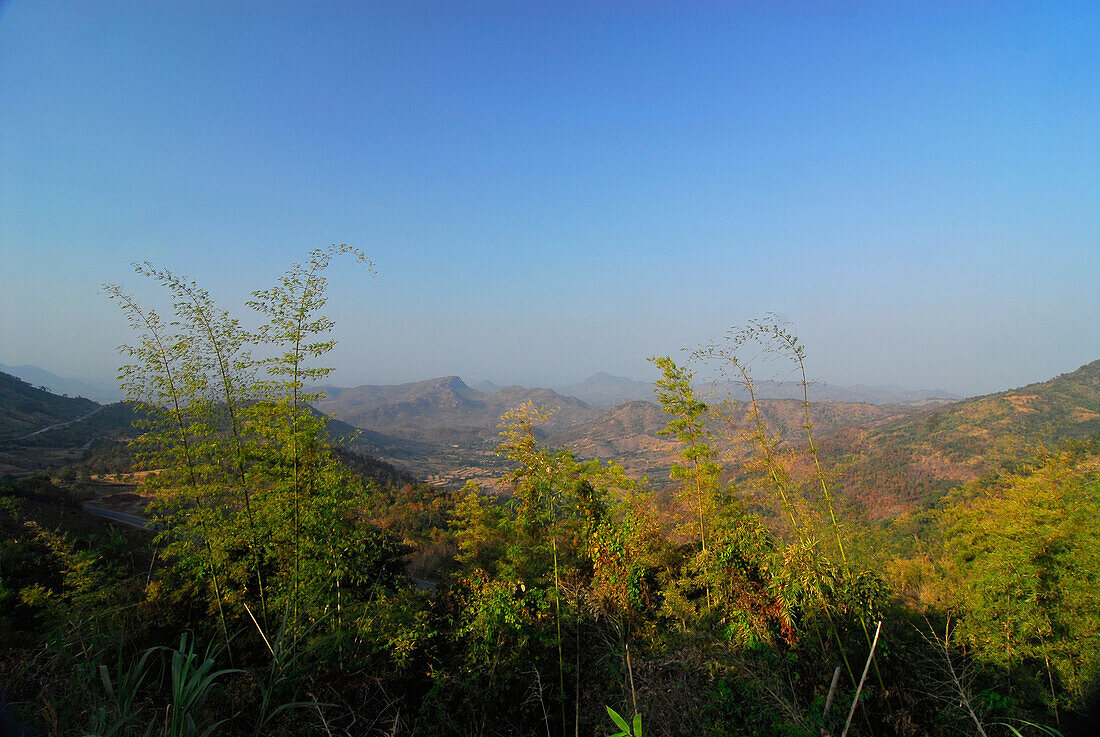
1, 1, 1097, 397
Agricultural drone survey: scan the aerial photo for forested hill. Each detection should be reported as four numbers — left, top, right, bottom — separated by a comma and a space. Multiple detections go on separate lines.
822, 359, 1100, 516
0, 370, 100, 441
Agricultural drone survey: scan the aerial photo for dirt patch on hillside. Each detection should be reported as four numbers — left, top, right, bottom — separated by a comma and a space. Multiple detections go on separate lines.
1072, 407, 1100, 423
912, 452, 982, 483
92, 469, 160, 483
1005, 395, 1039, 413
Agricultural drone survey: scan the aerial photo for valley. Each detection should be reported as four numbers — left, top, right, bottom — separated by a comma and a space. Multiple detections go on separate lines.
313, 364, 1099, 520
4, 361, 1097, 521
313, 373, 937, 494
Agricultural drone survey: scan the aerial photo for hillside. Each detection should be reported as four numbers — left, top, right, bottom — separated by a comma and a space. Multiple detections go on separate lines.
0, 363, 120, 403
545, 396, 908, 485
821, 359, 1100, 517
728, 379, 959, 405
0, 371, 101, 442
0, 374, 412, 486
0, 372, 138, 477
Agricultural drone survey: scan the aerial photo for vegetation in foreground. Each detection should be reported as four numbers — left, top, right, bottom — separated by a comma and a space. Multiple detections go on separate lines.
1, 251, 1097, 737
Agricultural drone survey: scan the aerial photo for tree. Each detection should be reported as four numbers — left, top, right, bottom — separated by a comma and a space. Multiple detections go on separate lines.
106, 246, 384, 651
939, 451, 1100, 710
450, 402, 639, 737
650, 356, 721, 610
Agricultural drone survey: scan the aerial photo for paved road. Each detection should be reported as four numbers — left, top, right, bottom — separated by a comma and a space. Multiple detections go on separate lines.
411, 577, 438, 592
18, 405, 105, 440
82, 505, 156, 530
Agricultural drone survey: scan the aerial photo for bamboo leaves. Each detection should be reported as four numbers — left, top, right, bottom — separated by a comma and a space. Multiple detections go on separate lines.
105, 246, 377, 652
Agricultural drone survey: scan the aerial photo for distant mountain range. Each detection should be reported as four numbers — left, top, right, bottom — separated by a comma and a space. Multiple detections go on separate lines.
557, 372, 657, 407
1, 361, 956, 411
0, 363, 120, 403
315, 361, 1099, 515
316, 376, 599, 447
553, 371, 958, 408
726, 380, 960, 406
311, 373, 939, 488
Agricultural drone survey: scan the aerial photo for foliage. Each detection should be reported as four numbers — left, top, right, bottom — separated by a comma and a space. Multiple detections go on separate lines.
650, 356, 722, 610
937, 451, 1100, 708
161, 633, 242, 737
606, 705, 645, 737
103, 246, 389, 654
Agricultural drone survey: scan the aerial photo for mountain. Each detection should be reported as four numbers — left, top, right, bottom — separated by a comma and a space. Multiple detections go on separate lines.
552, 363, 1095, 517
700, 380, 959, 406
0, 371, 101, 442
547, 400, 674, 480
0, 371, 139, 477
315, 376, 599, 453
557, 371, 957, 409
313, 376, 607, 487
311, 373, 951, 490
304, 363, 1100, 508
820, 359, 1100, 517
545, 397, 910, 485
0, 363, 121, 403
559, 372, 656, 408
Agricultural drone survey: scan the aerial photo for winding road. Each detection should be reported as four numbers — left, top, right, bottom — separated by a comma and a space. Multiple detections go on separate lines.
81, 504, 156, 530
17, 405, 105, 440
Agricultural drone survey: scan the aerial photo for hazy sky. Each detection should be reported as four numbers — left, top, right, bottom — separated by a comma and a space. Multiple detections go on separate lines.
1, 1, 1097, 397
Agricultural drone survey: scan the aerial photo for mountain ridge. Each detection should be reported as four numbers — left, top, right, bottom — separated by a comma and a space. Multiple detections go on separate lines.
819, 358, 1100, 516
315, 376, 598, 441
0, 363, 121, 403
